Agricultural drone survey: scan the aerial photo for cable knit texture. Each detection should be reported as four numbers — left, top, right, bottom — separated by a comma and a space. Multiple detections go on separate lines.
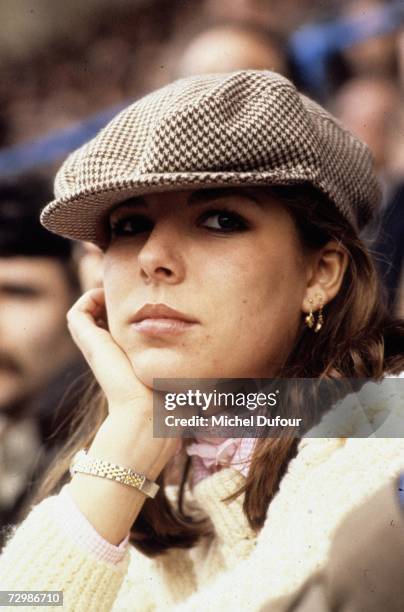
1, 433, 404, 611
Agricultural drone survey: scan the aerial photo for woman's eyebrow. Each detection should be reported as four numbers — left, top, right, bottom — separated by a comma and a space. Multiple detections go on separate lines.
188, 188, 262, 207
111, 197, 148, 213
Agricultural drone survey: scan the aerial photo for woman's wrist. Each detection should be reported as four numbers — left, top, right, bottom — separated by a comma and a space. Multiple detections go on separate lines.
88, 409, 173, 481
68, 470, 146, 545
65, 392, 181, 546
68, 414, 154, 545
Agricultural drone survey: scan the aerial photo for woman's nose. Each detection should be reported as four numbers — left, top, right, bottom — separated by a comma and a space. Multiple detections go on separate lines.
137, 223, 186, 285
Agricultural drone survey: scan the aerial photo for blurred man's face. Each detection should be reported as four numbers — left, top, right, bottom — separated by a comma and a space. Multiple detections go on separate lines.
0, 257, 76, 410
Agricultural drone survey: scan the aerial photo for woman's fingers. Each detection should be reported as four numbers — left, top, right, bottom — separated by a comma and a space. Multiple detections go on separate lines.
67, 288, 151, 409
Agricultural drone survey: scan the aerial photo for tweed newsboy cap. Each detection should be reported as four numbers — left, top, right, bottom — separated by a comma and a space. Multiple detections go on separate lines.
41, 70, 381, 247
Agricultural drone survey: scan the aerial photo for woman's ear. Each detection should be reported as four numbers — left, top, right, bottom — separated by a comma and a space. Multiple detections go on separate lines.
302, 240, 349, 312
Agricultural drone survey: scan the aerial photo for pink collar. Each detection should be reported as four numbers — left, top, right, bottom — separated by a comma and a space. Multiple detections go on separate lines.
185, 437, 257, 486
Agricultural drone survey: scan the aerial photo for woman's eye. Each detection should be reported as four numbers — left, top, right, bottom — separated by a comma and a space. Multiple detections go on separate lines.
200, 210, 248, 232
110, 215, 153, 237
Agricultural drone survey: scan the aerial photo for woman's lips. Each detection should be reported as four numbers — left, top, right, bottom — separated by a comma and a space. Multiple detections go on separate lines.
132, 318, 197, 336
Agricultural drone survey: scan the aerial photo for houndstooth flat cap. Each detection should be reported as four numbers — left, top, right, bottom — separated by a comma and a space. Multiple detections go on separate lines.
41, 70, 381, 247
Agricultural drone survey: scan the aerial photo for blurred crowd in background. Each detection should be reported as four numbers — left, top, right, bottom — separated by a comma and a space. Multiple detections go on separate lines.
0, 0, 404, 547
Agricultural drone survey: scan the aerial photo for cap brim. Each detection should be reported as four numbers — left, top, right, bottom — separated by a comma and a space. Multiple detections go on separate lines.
40, 169, 334, 248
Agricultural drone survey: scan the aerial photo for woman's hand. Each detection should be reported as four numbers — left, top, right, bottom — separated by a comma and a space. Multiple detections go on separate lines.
67, 287, 149, 413
66, 287, 181, 475
65, 288, 183, 543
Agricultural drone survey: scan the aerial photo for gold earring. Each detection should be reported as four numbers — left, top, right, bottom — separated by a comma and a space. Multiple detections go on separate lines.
314, 294, 324, 333
305, 298, 315, 329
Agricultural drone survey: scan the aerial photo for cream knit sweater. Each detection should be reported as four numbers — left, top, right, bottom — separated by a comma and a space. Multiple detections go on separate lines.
1, 381, 404, 611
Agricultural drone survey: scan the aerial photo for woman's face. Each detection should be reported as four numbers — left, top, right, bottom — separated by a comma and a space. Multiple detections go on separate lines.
103, 188, 311, 387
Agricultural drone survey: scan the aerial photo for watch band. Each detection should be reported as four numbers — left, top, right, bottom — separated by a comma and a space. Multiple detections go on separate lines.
69, 449, 160, 499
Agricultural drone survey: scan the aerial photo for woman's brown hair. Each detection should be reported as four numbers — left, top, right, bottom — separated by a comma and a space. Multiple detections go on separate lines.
30, 183, 404, 556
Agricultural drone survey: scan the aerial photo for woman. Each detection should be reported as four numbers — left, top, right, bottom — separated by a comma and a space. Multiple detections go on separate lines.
1, 70, 404, 611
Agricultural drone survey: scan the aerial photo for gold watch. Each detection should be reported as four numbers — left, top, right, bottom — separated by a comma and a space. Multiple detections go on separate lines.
69, 449, 160, 499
